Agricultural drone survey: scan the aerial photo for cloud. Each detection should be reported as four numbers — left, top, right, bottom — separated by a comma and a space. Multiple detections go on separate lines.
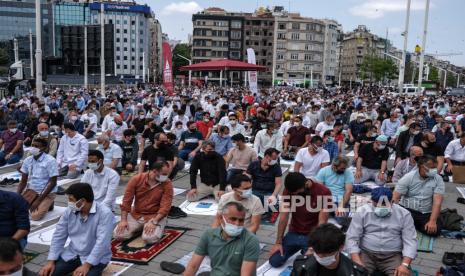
161, 1, 202, 15
389, 27, 403, 35
349, 0, 430, 19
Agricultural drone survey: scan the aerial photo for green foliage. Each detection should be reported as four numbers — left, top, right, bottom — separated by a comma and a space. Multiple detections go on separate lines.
172, 43, 191, 77
446, 72, 457, 87
360, 55, 398, 82
0, 48, 9, 66
428, 65, 439, 82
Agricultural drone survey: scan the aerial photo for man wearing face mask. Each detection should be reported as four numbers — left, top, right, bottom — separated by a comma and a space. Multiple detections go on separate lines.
316, 157, 353, 219
195, 112, 214, 139
291, 224, 368, 276
0, 238, 36, 276
118, 129, 139, 173
353, 125, 378, 161
254, 121, 283, 158
18, 138, 58, 221
269, 172, 331, 268
346, 188, 417, 276
225, 113, 246, 136
322, 130, 339, 162
283, 116, 311, 160
96, 134, 123, 171
0, 120, 24, 166
393, 146, 423, 183
209, 125, 233, 157
80, 106, 98, 139
414, 131, 444, 174
184, 202, 260, 276
354, 135, 389, 186
39, 183, 114, 276
315, 115, 335, 137
57, 123, 88, 179
25, 123, 58, 158
107, 115, 128, 143
393, 155, 444, 236
67, 109, 84, 135
179, 121, 204, 162
139, 132, 174, 174
212, 175, 264, 234
101, 106, 118, 132
188, 141, 226, 202
81, 150, 119, 210
225, 134, 257, 183
395, 122, 423, 164
114, 161, 173, 245
347, 114, 366, 149
294, 136, 330, 179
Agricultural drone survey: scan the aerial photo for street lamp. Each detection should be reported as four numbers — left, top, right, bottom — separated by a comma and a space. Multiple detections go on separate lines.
177, 54, 192, 87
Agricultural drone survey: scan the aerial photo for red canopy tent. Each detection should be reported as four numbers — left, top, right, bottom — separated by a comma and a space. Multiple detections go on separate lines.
179, 59, 266, 71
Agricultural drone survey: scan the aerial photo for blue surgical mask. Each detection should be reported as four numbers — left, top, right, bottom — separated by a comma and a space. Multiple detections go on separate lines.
374, 206, 392, 217
222, 217, 243, 237
328, 137, 335, 143
240, 188, 253, 199
426, 167, 438, 178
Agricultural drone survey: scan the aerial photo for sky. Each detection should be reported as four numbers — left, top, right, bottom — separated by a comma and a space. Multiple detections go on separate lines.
139, 0, 465, 67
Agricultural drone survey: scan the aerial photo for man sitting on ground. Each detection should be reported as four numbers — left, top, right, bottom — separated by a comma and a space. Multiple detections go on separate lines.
0, 191, 30, 249
225, 133, 258, 183
294, 135, 330, 179
97, 134, 123, 171
393, 155, 445, 237
212, 174, 264, 234
0, 120, 24, 166
184, 202, 260, 276
0, 237, 36, 276
114, 161, 173, 244
347, 187, 417, 276
26, 123, 58, 158
291, 224, 368, 276
354, 135, 389, 186
118, 129, 139, 173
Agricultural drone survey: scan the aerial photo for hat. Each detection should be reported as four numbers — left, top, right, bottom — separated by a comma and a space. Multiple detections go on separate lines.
228, 112, 235, 116
371, 187, 393, 202
254, 103, 259, 106
375, 135, 388, 142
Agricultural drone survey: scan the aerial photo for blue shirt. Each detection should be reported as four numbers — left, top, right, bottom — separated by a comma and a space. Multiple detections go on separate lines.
20, 153, 59, 193
323, 141, 339, 161
315, 166, 354, 203
48, 202, 114, 265
381, 119, 401, 137
209, 133, 233, 156
0, 190, 30, 237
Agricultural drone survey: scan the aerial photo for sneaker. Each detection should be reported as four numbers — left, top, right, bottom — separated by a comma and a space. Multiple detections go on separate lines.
160, 261, 185, 274
268, 212, 279, 224
168, 206, 187, 219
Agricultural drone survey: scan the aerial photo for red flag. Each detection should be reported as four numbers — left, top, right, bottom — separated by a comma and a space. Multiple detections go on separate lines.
162, 42, 174, 95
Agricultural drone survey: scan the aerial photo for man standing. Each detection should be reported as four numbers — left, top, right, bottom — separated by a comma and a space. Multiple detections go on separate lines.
347, 187, 417, 276
393, 155, 444, 236
269, 172, 331, 268
294, 136, 330, 179
39, 183, 114, 276
18, 138, 59, 221
188, 141, 226, 202
56, 123, 88, 179
81, 150, 120, 210
184, 202, 260, 276
114, 161, 173, 244
354, 135, 389, 186
0, 120, 24, 166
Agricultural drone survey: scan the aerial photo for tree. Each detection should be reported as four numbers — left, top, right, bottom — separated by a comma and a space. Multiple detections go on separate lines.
446, 72, 457, 88
428, 65, 439, 82
360, 55, 398, 83
0, 48, 9, 66
172, 43, 191, 77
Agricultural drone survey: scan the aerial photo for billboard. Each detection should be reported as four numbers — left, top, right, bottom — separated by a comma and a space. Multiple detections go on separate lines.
162, 42, 174, 96
247, 48, 258, 94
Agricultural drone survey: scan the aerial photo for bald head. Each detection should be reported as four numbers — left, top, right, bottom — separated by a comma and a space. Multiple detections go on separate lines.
113, 115, 122, 124
409, 146, 423, 163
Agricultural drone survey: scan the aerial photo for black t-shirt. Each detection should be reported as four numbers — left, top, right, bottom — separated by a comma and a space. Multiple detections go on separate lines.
318, 265, 339, 276
141, 146, 174, 169
356, 134, 376, 152
414, 142, 444, 157
142, 126, 164, 144
359, 144, 389, 169
132, 118, 146, 134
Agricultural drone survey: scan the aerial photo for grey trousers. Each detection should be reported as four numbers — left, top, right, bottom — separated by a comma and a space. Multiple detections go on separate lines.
354, 167, 385, 186
360, 250, 404, 276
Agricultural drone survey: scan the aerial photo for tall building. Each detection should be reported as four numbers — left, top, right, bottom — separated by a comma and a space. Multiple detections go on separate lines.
322, 19, 342, 85
271, 8, 325, 86
148, 17, 162, 83
340, 25, 388, 83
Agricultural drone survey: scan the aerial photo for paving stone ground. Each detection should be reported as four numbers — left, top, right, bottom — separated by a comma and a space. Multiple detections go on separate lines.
1, 155, 464, 276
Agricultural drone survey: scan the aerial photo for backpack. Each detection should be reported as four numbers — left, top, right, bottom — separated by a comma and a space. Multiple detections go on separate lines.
440, 209, 464, 231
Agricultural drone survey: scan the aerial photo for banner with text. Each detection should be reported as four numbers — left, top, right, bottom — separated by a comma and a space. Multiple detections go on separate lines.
162, 42, 174, 95
247, 48, 258, 94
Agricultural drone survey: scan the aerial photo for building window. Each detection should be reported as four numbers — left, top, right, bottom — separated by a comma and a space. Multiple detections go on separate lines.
292, 23, 299, 30
140, 30, 143, 35
116, 56, 120, 60
131, 56, 135, 61
140, 65, 143, 70
278, 33, 286, 40
131, 65, 135, 69
116, 65, 120, 69
231, 31, 241, 39
116, 38, 120, 42
277, 43, 285, 49
230, 51, 240, 59
140, 39, 143, 43
306, 33, 313, 41
291, 33, 299, 40
230, 41, 241, 49
290, 53, 298, 60
116, 47, 120, 51
124, 56, 127, 60
279, 23, 285, 30
290, 63, 298, 70
124, 65, 127, 69
304, 54, 312, 61
123, 38, 127, 42
116, 29, 120, 33
131, 20, 135, 25
231, 21, 241, 28
305, 44, 312, 51
277, 53, 284, 60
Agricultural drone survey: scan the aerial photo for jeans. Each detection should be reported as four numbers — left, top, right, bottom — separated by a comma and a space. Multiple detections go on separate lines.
179, 149, 195, 162
0, 151, 22, 166
227, 169, 244, 184
269, 232, 308, 268
169, 158, 185, 179
18, 238, 27, 250
52, 257, 107, 276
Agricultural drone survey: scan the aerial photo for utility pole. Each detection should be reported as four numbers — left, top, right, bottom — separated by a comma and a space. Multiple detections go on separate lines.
177, 54, 192, 87
29, 29, 34, 78
100, 1, 105, 97
142, 52, 146, 83
84, 25, 88, 90
310, 66, 313, 88
417, 0, 431, 91
399, 0, 411, 94
35, 0, 43, 99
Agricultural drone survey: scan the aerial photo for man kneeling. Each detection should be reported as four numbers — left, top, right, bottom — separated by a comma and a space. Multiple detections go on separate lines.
114, 161, 173, 244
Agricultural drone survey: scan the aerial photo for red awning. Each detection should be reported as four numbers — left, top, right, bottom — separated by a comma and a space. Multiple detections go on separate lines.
179, 59, 266, 72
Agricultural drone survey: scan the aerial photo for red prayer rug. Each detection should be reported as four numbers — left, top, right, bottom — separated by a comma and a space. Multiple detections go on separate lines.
111, 227, 188, 265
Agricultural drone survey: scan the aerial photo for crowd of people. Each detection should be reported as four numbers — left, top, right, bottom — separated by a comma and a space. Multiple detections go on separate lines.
0, 84, 464, 276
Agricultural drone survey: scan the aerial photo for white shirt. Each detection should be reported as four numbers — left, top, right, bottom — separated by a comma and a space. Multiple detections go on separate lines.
445, 139, 465, 161
81, 167, 120, 210
253, 129, 283, 158
295, 148, 330, 178
57, 133, 89, 170
226, 122, 246, 136
218, 116, 229, 126
171, 115, 189, 131
98, 143, 123, 167
315, 121, 334, 137
108, 121, 128, 142
80, 113, 98, 133
101, 114, 115, 132
279, 120, 292, 137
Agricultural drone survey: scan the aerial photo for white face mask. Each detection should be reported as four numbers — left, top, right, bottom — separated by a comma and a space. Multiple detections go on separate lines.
157, 174, 169, 182
88, 162, 100, 171
29, 147, 41, 157
68, 199, 83, 212
240, 188, 253, 199
39, 130, 49, 137
268, 159, 278, 166
314, 252, 337, 266
9, 128, 17, 133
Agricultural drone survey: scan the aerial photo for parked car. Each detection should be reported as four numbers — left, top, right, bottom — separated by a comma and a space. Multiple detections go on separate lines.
446, 88, 465, 96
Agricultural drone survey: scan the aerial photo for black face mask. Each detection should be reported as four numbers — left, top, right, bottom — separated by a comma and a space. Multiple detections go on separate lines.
157, 142, 167, 149
204, 151, 215, 158
336, 170, 345, 175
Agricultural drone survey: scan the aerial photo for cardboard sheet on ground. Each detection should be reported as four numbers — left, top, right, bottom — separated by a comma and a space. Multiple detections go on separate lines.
0, 162, 20, 170
280, 159, 295, 167
30, 206, 67, 226
457, 187, 465, 198
114, 188, 186, 205
0, 171, 21, 180
256, 252, 299, 276
57, 178, 80, 187
102, 261, 133, 276
28, 224, 70, 246
346, 150, 395, 160
179, 198, 218, 216
176, 244, 265, 275
452, 166, 465, 184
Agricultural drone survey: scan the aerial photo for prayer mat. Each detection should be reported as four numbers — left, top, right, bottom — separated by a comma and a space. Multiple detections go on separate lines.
111, 227, 188, 265
23, 251, 39, 263
417, 231, 435, 252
